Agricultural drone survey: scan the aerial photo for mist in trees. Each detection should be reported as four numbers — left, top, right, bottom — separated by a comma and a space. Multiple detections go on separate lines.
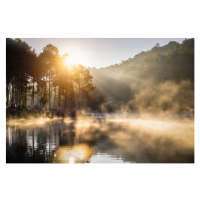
90, 39, 194, 116
6, 38, 194, 118
6, 38, 95, 118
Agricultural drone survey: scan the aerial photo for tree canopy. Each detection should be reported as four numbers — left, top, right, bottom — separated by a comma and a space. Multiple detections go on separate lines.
90, 39, 194, 115
6, 38, 95, 115
6, 38, 194, 117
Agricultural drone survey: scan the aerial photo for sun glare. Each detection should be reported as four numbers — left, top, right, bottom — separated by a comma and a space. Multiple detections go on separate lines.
69, 157, 75, 164
65, 54, 76, 66
64, 49, 85, 66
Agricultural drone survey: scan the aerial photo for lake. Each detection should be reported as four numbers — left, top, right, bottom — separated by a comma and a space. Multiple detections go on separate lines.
6, 116, 194, 163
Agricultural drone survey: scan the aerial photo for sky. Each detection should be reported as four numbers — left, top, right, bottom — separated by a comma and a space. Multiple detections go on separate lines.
20, 38, 185, 68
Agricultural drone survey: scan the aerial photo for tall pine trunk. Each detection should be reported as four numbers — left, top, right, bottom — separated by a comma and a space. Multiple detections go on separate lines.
54, 86, 57, 108
31, 80, 35, 108
64, 88, 68, 112
78, 82, 80, 109
6, 83, 9, 107
49, 74, 51, 110
24, 83, 27, 106
58, 87, 61, 110
11, 83, 15, 104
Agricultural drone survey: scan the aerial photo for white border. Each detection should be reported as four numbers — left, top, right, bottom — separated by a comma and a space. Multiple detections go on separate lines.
0, 1, 200, 200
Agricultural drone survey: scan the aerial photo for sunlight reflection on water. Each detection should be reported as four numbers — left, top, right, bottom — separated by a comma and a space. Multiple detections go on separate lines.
6, 116, 194, 163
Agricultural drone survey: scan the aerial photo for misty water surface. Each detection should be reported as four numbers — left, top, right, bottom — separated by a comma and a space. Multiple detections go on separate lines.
6, 116, 194, 163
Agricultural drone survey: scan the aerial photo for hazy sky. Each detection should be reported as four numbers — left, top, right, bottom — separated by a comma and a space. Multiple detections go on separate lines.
21, 38, 185, 68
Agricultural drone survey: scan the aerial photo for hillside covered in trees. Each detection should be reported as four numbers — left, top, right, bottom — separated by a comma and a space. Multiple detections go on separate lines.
90, 39, 194, 116
6, 38, 194, 118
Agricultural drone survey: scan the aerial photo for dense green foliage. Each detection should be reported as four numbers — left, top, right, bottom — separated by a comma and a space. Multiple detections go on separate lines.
91, 39, 194, 115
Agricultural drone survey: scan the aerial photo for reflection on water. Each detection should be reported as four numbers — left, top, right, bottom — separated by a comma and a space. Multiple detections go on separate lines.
6, 117, 194, 163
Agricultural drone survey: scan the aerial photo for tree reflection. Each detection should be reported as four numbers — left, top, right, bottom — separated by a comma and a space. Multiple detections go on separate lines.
6, 117, 194, 163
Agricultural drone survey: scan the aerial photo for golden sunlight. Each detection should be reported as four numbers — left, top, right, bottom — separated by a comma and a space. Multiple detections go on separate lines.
65, 54, 76, 66
64, 49, 85, 66
69, 157, 75, 164
55, 144, 93, 163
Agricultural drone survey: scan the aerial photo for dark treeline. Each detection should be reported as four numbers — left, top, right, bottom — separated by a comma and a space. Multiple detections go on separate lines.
91, 39, 194, 116
6, 38, 95, 117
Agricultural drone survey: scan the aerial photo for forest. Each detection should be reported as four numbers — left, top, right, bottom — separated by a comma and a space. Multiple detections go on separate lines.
91, 38, 194, 117
6, 38, 194, 118
6, 38, 95, 118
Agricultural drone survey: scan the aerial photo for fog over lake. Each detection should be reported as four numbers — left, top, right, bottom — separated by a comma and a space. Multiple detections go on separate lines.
6, 115, 194, 163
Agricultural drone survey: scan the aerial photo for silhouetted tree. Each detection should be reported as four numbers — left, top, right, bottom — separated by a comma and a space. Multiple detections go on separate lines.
39, 44, 60, 110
